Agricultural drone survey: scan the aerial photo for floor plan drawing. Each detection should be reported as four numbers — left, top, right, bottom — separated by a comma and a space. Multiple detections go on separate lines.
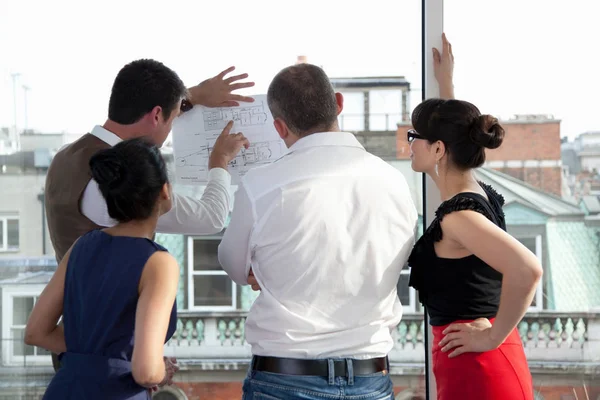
176, 140, 280, 168
171, 95, 287, 184
203, 102, 268, 131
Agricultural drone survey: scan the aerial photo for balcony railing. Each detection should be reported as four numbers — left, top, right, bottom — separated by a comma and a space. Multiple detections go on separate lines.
161, 311, 600, 374
1, 312, 598, 376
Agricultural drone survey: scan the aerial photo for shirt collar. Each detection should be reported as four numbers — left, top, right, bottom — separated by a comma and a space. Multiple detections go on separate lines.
287, 131, 365, 154
90, 125, 122, 147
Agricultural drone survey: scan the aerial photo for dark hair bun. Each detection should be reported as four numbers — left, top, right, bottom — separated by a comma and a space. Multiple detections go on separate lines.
90, 151, 126, 189
469, 115, 505, 150
87, 138, 169, 223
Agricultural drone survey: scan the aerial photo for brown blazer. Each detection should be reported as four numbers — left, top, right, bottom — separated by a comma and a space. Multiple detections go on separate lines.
45, 133, 111, 263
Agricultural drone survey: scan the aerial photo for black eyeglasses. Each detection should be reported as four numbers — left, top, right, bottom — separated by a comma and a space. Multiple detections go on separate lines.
407, 129, 424, 143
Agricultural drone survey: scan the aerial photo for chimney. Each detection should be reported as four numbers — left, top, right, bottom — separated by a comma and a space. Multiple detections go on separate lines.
296, 55, 308, 64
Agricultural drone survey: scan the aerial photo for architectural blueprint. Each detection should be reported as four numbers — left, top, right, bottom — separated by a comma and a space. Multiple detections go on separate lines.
171, 95, 287, 184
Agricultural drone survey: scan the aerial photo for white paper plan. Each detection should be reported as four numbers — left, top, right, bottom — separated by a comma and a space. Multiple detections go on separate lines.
171, 94, 287, 184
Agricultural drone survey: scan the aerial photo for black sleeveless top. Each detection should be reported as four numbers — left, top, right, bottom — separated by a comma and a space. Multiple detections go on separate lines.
408, 182, 506, 326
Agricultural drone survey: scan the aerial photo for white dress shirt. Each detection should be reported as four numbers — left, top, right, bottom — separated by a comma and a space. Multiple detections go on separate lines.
80, 125, 232, 234
218, 131, 418, 359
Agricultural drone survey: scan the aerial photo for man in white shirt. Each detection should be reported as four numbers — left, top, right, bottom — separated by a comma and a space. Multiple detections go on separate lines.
46, 60, 253, 263
218, 63, 418, 399
81, 62, 253, 236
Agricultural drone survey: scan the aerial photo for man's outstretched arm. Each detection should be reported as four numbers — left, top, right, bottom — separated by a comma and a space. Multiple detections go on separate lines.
187, 66, 255, 108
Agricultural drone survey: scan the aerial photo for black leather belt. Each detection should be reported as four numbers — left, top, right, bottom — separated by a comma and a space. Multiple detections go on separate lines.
251, 356, 389, 377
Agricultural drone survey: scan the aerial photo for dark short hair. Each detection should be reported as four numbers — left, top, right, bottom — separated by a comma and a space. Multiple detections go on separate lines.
411, 99, 505, 170
89, 138, 169, 222
267, 64, 338, 136
108, 59, 187, 124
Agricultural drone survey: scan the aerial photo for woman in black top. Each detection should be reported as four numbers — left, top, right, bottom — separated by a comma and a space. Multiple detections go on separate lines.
407, 35, 542, 400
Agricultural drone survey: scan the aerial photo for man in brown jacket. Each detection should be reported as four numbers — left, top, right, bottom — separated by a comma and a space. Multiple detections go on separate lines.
44, 59, 252, 370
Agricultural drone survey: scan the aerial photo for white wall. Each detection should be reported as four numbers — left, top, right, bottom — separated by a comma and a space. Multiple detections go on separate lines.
0, 174, 51, 258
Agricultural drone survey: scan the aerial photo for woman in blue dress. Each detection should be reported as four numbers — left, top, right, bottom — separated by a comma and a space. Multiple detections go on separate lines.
25, 138, 180, 399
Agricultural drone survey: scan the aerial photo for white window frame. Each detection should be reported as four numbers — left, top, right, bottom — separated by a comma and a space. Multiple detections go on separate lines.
423, 1, 444, 398
0, 215, 19, 252
517, 235, 544, 311
186, 236, 237, 311
1, 284, 51, 366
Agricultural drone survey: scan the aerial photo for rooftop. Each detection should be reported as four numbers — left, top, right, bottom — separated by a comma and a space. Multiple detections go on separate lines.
0, 271, 54, 285
475, 168, 584, 217
503, 114, 561, 123
329, 76, 410, 89
581, 195, 600, 214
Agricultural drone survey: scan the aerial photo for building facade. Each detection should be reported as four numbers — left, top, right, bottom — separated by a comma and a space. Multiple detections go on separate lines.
0, 87, 599, 399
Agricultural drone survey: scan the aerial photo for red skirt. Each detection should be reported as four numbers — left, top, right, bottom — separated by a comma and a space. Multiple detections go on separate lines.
432, 319, 534, 400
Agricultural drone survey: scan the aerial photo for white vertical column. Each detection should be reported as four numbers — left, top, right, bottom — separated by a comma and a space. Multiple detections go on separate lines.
423, 0, 444, 398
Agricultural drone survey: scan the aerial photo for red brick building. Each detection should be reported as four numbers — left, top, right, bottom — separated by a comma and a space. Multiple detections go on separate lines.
397, 115, 563, 197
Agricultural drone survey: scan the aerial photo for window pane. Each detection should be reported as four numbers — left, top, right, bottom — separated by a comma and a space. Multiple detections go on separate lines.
518, 238, 537, 255
369, 90, 403, 131
2, 0, 425, 395
515, 237, 542, 308
7, 219, 19, 248
11, 329, 34, 357
36, 345, 51, 356
397, 271, 411, 306
338, 92, 365, 131
193, 275, 233, 307
0, 220, 3, 246
193, 240, 221, 271
446, 1, 600, 397
530, 292, 538, 308
13, 297, 34, 325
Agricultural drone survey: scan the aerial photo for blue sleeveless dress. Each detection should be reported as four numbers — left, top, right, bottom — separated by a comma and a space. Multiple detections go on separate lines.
43, 230, 177, 400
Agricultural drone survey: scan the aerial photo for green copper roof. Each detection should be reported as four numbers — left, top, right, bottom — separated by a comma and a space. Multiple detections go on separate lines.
545, 220, 600, 311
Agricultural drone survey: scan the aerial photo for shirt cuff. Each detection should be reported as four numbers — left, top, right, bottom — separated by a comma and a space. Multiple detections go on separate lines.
208, 167, 232, 185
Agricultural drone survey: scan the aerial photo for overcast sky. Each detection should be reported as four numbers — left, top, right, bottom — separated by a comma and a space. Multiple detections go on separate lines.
1, 0, 598, 140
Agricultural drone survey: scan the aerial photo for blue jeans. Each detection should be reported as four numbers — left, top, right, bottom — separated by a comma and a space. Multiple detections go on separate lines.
242, 358, 394, 400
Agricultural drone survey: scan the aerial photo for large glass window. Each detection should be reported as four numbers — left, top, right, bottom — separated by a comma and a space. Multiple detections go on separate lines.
443, 1, 600, 398
5, 1, 597, 398
1, 1, 425, 395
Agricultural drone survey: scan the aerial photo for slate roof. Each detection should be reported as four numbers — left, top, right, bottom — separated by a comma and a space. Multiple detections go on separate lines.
475, 168, 584, 217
